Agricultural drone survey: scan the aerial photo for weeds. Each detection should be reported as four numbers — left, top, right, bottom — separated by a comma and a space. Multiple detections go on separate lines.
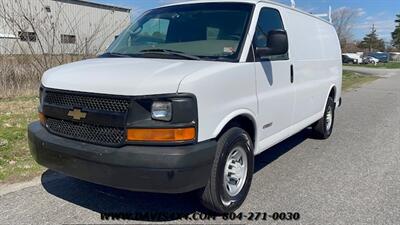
0, 55, 86, 98
0, 96, 43, 183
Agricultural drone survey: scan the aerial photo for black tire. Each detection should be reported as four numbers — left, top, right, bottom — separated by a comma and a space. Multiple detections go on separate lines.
313, 97, 335, 139
199, 127, 254, 214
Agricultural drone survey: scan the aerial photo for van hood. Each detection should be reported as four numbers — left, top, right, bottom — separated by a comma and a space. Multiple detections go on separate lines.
42, 58, 212, 96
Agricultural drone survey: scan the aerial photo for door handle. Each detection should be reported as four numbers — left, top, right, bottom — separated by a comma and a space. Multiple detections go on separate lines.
290, 64, 294, 83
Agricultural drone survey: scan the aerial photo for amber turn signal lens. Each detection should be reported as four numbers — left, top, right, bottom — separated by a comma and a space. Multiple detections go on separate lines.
127, 128, 196, 142
39, 112, 46, 125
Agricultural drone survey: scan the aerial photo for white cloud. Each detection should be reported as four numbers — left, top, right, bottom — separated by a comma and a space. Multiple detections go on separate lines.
377, 11, 387, 17
356, 8, 366, 16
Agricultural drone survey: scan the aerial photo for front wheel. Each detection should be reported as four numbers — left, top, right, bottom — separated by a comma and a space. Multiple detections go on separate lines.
313, 97, 335, 139
198, 127, 254, 214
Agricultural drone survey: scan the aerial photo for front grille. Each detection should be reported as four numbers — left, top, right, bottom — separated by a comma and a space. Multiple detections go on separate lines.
46, 118, 125, 146
45, 91, 130, 112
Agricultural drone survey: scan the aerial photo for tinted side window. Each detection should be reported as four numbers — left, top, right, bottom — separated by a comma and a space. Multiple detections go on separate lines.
254, 8, 288, 61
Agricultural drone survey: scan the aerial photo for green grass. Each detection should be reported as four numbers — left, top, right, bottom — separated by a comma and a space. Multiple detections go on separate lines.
342, 70, 379, 90
0, 96, 44, 183
347, 62, 400, 69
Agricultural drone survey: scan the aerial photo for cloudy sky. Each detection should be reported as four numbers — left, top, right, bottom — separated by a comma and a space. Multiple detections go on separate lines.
95, 0, 400, 42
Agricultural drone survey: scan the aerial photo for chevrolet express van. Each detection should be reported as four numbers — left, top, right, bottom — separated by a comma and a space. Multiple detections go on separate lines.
29, 0, 342, 213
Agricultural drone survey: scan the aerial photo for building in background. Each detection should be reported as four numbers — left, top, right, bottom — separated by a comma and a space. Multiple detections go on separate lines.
0, 0, 131, 55
389, 52, 400, 62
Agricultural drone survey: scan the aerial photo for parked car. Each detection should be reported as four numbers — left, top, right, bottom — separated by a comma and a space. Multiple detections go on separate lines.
368, 52, 389, 63
342, 55, 357, 64
28, 0, 342, 213
343, 53, 362, 64
363, 56, 379, 65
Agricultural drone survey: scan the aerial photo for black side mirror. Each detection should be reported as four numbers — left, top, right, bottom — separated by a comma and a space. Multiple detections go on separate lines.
256, 29, 288, 57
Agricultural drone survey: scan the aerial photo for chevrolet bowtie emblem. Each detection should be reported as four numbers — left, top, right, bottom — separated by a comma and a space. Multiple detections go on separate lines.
67, 109, 87, 120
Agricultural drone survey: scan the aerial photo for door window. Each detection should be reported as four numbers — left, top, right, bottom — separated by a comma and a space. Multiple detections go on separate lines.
254, 8, 288, 61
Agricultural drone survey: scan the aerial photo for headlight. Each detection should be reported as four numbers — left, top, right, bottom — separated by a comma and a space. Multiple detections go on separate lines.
151, 101, 172, 121
126, 95, 197, 144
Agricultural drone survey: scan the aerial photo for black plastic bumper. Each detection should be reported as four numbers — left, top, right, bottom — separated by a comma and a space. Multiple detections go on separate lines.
28, 122, 217, 193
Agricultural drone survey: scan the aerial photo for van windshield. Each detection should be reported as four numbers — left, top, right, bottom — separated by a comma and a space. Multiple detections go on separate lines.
104, 3, 254, 62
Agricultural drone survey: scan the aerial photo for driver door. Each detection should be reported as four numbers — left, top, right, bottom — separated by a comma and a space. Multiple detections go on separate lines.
254, 7, 295, 149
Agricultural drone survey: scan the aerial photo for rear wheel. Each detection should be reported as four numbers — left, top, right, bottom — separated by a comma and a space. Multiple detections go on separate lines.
313, 97, 335, 139
198, 127, 254, 214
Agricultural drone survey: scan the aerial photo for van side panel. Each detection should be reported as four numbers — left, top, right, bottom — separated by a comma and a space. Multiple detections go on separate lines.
281, 8, 342, 124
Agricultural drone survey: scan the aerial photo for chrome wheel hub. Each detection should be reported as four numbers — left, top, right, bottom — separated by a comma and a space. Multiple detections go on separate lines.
223, 146, 248, 198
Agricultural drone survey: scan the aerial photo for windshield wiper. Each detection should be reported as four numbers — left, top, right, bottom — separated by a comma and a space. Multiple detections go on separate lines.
98, 52, 136, 58
139, 49, 201, 60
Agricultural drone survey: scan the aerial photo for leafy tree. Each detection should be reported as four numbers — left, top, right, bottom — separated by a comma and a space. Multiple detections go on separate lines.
358, 25, 385, 52
392, 14, 400, 50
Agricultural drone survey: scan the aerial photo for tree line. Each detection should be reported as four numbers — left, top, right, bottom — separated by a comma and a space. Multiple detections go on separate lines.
332, 7, 400, 53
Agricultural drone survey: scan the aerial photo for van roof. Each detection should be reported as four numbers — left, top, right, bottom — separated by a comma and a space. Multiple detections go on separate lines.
162, 0, 332, 25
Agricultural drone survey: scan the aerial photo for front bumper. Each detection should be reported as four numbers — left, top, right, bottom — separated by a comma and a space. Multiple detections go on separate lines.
28, 122, 216, 193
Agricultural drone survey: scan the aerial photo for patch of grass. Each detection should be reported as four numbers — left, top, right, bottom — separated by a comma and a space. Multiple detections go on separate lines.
347, 62, 400, 69
0, 96, 44, 183
343, 70, 379, 91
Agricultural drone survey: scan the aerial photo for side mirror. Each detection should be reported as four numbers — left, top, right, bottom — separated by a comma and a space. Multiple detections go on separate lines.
256, 29, 288, 57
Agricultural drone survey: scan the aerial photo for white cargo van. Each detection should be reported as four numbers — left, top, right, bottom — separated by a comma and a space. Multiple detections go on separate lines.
29, 0, 342, 213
